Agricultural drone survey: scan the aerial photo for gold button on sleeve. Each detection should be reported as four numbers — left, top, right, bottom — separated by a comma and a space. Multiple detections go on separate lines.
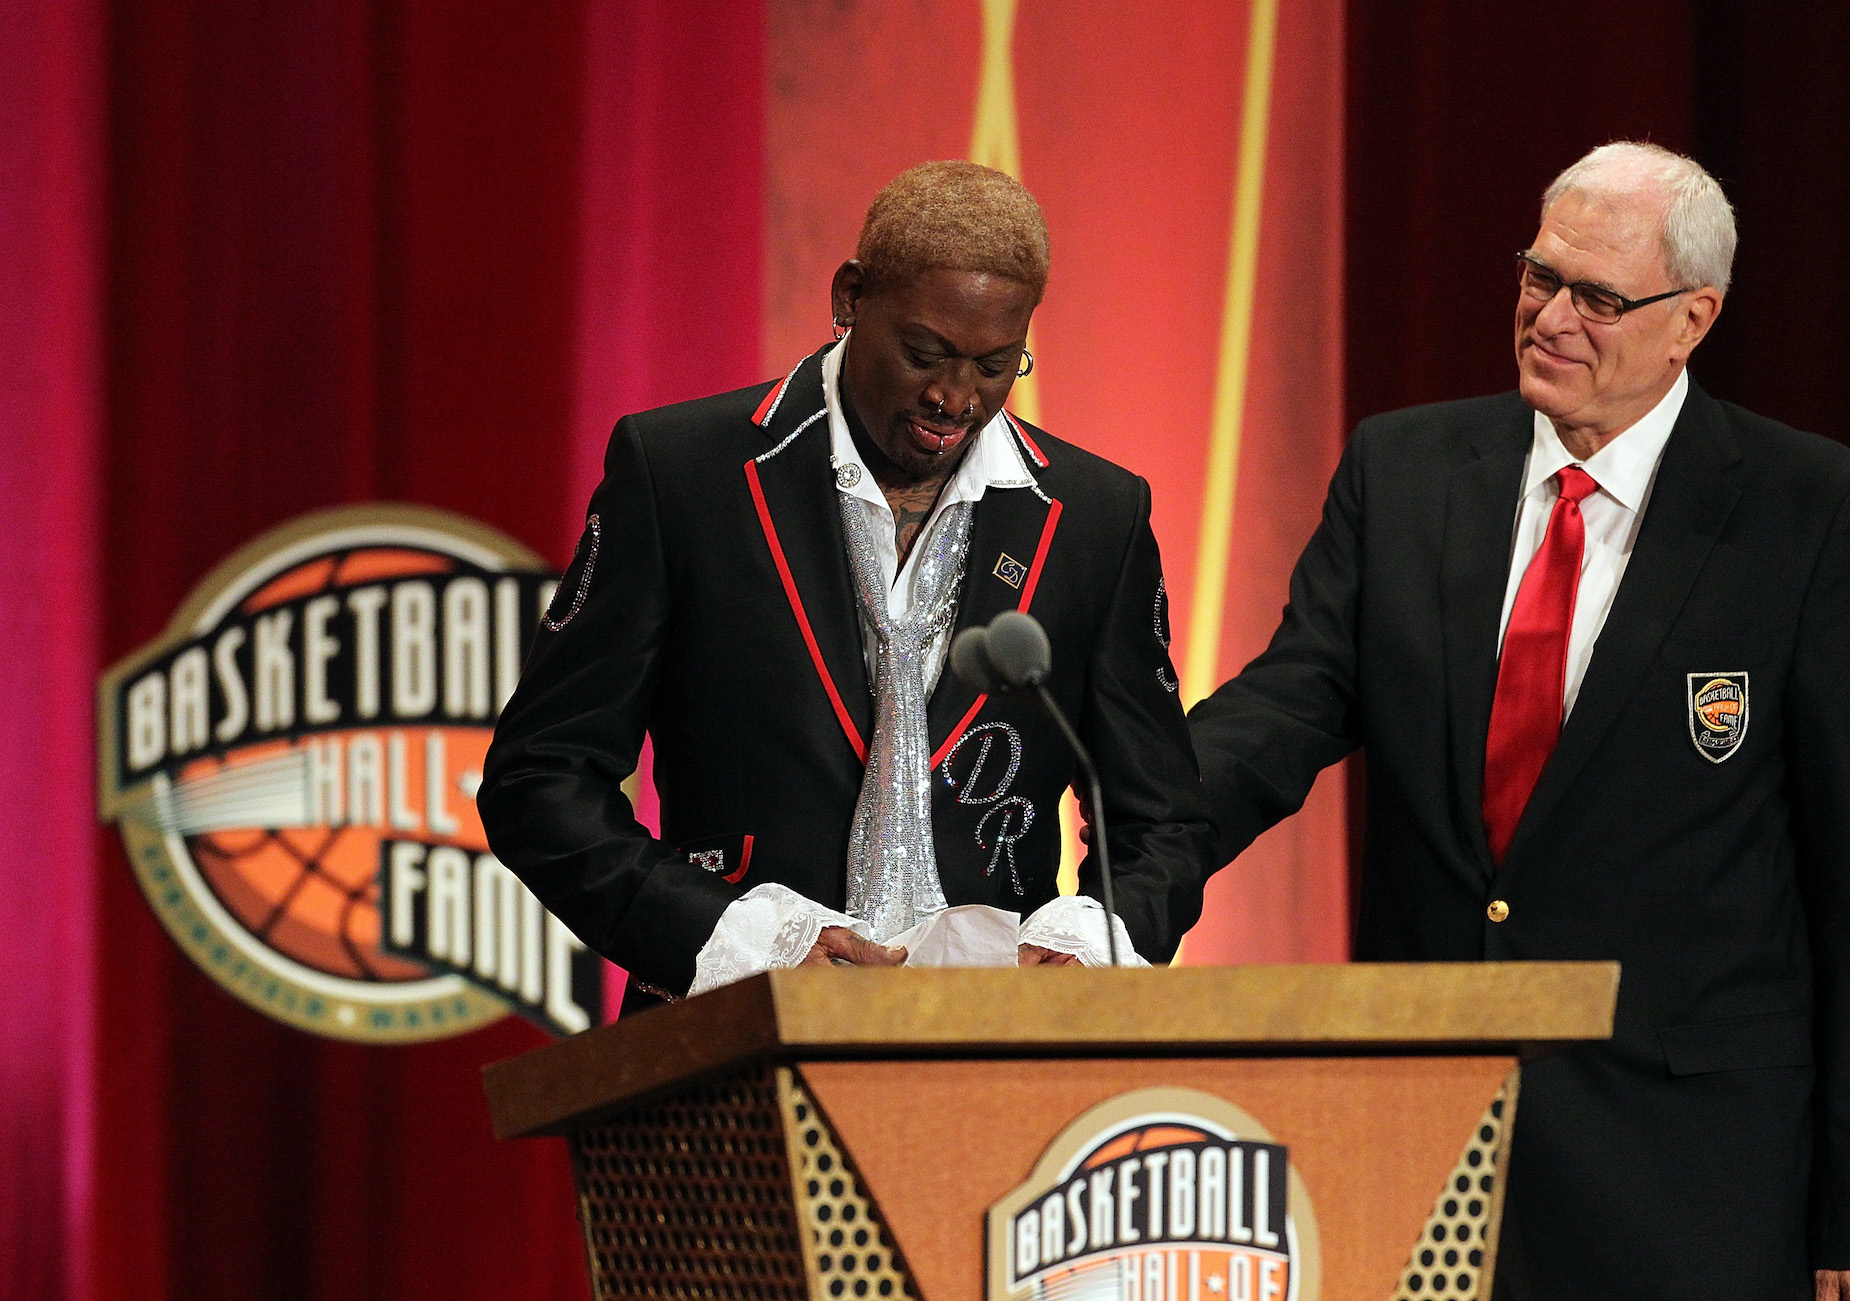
1487, 899, 1510, 923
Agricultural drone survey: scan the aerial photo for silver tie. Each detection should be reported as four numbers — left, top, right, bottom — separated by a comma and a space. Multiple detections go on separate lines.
839, 495, 974, 941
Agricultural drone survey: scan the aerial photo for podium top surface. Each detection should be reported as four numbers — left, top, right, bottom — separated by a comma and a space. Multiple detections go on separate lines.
483, 961, 1618, 1139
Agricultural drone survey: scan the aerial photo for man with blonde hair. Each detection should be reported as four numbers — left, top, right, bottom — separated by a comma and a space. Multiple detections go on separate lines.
482, 162, 1211, 1006
1192, 141, 1850, 1298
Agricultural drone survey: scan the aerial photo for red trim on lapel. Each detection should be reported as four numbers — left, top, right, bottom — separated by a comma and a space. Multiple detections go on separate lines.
722, 834, 754, 884
1018, 497, 1062, 606
751, 375, 790, 426
743, 459, 869, 763
1004, 411, 1048, 467
931, 495, 1065, 770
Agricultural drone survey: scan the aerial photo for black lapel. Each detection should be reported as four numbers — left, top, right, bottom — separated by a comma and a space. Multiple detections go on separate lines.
1505, 383, 1743, 863
743, 348, 874, 759
1441, 399, 1533, 872
925, 481, 1060, 756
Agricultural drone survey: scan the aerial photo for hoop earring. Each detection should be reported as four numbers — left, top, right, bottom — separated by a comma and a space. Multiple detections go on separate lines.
1017, 349, 1035, 378
833, 317, 851, 341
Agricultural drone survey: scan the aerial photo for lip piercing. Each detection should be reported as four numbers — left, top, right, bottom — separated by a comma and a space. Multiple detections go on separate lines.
924, 398, 974, 455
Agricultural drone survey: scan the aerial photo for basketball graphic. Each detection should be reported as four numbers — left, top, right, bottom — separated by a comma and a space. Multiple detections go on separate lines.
1694, 679, 1741, 731
98, 505, 603, 1044
182, 740, 430, 983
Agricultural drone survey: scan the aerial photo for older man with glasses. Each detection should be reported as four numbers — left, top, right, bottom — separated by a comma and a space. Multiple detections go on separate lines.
1191, 141, 1850, 1299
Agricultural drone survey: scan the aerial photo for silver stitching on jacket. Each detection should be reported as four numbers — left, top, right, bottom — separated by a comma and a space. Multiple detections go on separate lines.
754, 407, 826, 463
540, 515, 600, 631
1155, 576, 1178, 693
839, 496, 973, 941
759, 356, 806, 429
1002, 412, 1053, 502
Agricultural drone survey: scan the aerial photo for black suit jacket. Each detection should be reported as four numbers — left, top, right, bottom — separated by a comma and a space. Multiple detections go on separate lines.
480, 347, 1212, 1000
1190, 382, 1850, 1298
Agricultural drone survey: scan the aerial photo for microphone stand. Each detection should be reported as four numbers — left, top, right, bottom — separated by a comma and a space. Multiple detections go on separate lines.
1030, 683, 1119, 968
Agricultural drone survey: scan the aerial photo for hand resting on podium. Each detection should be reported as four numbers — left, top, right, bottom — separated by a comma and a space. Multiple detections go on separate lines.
688, 890, 1145, 997
801, 926, 906, 967
799, 925, 1078, 967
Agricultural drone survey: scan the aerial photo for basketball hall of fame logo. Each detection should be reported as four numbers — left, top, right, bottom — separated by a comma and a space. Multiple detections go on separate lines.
97, 505, 602, 1044
1686, 672, 1749, 763
988, 1088, 1322, 1301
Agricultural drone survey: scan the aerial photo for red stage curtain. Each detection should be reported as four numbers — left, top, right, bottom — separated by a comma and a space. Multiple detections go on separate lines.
1, 3, 104, 1299
1686, 3, 1850, 446
94, 3, 588, 1296
1343, 0, 1698, 421
11, 3, 765, 1299
570, 0, 768, 932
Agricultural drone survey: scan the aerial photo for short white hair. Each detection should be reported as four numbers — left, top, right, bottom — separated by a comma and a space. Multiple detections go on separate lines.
1542, 141, 1737, 295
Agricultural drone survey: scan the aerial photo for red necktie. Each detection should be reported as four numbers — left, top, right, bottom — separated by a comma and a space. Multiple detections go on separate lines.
1482, 465, 1599, 865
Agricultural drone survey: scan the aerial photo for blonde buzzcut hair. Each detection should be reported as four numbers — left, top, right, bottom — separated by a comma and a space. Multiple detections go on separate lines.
855, 160, 1051, 302
1543, 141, 1737, 294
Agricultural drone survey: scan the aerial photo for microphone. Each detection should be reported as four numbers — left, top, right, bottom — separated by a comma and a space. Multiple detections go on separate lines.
948, 624, 1002, 693
949, 612, 1122, 966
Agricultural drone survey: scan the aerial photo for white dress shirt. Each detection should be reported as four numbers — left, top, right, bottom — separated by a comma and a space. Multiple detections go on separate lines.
821, 336, 1037, 686
1498, 368, 1688, 716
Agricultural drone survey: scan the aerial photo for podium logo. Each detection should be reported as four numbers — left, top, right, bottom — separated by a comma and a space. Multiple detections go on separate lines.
987, 1088, 1321, 1301
97, 505, 602, 1044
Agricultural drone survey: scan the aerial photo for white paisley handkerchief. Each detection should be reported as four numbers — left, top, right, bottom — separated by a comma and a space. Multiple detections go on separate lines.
1018, 896, 1151, 968
687, 883, 867, 997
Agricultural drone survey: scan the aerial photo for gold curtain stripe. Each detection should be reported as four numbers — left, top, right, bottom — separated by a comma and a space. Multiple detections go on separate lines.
970, 0, 1041, 427
1180, 0, 1280, 709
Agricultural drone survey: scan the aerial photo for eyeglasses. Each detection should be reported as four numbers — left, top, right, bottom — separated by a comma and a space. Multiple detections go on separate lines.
1515, 252, 1690, 324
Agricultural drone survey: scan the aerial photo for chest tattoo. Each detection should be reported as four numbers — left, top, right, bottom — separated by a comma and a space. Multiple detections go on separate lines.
893, 503, 933, 565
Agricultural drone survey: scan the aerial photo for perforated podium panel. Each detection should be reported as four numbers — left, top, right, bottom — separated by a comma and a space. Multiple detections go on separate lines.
567, 1065, 919, 1301
484, 965, 1616, 1301
569, 1066, 812, 1299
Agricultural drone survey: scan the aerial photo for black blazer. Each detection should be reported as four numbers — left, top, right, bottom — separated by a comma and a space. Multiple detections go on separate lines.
481, 348, 1212, 999
1190, 382, 1850, 1298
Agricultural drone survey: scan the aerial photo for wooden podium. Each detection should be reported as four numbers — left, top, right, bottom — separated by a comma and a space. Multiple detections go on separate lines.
484, 963, 1616, 1301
